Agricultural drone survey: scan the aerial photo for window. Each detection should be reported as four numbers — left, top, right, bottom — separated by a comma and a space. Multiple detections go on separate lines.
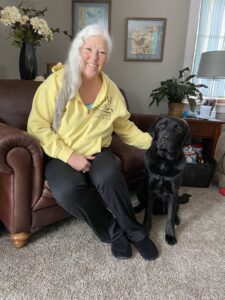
185, 0, 225, 100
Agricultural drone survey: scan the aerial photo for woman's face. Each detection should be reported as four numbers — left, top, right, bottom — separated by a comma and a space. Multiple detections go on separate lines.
80, 35, 108, 80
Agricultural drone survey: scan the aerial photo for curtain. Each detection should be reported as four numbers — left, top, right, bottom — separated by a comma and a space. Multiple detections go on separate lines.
193, 0, 225, 98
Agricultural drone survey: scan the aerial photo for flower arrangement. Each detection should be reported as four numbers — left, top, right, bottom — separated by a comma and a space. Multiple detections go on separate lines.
0, 3, 60, 47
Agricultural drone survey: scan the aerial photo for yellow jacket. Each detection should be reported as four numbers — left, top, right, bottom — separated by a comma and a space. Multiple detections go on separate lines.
27, 64, 152, 162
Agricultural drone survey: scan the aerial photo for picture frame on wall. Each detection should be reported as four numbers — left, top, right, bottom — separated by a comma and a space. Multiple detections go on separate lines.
72, 0, 111, 37
124, 17, 167, 62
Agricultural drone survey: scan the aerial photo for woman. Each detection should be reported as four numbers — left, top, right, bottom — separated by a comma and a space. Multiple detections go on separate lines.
27, 24, 158, 260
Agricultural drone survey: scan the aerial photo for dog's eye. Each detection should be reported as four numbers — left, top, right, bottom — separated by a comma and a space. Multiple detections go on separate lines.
159, 122, 167, 129
174, 125, 182, 133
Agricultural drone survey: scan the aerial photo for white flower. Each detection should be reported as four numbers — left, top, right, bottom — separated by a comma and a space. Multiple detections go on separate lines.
0, 4, 65, 47
0, 6, 21, 25
20, 15, 29, 25
30, 17, 53, 41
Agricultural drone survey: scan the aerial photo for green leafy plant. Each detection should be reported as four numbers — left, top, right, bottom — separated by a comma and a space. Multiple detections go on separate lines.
149, 67, 208, 112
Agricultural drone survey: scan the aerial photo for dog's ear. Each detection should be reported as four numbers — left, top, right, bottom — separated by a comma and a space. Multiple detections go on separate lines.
148, 116, 164, 137
182, 121, 192, 146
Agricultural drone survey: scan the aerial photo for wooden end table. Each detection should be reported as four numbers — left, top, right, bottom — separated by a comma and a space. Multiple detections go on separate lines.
130, 114, 225, 157
184, 118, 225, 157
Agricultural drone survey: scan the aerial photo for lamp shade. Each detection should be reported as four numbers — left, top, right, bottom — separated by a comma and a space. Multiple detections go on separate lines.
197, 50, 225, 79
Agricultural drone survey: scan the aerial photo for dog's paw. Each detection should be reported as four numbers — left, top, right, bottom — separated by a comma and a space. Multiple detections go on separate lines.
165, 234, 177, 245
175, 216, 180, 225
179, 193, 191, 204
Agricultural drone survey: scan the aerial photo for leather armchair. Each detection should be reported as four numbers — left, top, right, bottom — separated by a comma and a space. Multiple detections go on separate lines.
214, 131, 225, 188
0, 79, 157, 248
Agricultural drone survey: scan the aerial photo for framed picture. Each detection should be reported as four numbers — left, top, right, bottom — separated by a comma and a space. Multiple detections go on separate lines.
72, 0, 111, 37
124, 17, 167, 62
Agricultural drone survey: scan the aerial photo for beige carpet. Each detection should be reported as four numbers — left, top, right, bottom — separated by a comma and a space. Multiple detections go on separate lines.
1, 185, 225, 300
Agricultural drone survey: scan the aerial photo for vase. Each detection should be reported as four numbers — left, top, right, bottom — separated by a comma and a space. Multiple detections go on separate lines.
168, 103, 185, 118
19, 43, 37, 80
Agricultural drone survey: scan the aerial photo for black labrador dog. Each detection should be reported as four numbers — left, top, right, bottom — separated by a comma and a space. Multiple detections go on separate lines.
143, 116, 191, 245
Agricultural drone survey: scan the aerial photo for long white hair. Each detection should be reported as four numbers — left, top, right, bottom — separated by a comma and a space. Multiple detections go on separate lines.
52, 24, 112, 131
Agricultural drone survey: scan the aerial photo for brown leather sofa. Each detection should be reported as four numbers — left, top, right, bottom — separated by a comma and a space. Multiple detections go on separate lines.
0, 79, 157, 248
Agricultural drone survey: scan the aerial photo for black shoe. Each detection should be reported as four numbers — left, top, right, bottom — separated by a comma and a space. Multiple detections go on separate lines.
133, 237, 158, 261
111, 234, 132, 259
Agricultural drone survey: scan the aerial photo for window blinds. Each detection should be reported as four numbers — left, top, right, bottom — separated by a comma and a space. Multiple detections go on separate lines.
193, 0, 225, 98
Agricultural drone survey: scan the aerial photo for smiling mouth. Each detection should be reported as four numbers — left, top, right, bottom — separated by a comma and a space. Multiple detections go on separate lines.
87, 63, 98, 69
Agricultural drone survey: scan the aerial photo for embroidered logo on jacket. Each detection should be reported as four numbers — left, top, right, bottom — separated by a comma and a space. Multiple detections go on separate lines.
93, 96, 114, 119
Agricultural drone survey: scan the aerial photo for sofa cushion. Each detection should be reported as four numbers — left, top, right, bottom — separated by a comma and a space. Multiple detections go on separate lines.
0, 79, 41, 130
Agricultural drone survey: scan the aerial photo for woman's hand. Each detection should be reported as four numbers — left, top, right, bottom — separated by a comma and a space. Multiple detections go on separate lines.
67, 153, 95, 173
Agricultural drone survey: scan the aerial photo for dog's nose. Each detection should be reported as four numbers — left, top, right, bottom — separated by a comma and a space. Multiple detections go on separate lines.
162, 136, 168, 143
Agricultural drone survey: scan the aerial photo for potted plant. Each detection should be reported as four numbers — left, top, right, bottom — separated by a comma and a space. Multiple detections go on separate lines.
149, 67, 208, 117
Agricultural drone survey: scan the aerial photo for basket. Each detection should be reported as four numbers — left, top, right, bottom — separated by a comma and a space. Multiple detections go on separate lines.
182, 158, 216, 187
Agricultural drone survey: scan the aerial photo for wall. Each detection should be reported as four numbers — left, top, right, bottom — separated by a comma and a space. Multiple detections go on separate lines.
0, 0, 190, 114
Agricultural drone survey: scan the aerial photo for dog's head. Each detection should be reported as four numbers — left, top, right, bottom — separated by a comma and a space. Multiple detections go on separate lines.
149, 116, 191, 158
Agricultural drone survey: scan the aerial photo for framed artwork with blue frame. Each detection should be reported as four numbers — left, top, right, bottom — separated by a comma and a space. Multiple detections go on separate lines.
125, 17, 167, 62
72, 0, 111, 37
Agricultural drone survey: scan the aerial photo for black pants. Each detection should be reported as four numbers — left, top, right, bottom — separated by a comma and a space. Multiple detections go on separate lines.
45, 148, 147, 243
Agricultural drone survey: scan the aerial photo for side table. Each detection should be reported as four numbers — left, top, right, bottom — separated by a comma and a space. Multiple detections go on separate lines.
130, 114, 225, 158
184, 118, 225, 157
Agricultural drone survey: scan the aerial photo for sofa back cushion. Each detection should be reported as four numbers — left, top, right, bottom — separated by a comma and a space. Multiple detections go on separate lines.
0, 79, 41, 130
0, 80, 130, 132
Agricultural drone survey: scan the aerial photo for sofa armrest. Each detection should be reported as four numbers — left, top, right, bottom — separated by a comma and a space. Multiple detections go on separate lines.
111, 135, 146, 173
0, 123, 43, 209
130, 113, 158, 132
0, 123, 43, 172
111, 114, 158, 173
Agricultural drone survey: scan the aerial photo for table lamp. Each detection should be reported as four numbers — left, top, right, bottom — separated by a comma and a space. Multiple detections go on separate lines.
197, 50, 225, 99
197, 50, 225, 118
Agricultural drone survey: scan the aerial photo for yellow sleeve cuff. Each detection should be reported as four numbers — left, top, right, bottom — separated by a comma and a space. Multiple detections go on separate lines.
57, 146, 74, 163
142, 133, 152, 149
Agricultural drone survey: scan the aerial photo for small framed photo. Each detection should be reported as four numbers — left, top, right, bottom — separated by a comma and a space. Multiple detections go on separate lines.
72, 0, 111, 37
125, 17, 167, 61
